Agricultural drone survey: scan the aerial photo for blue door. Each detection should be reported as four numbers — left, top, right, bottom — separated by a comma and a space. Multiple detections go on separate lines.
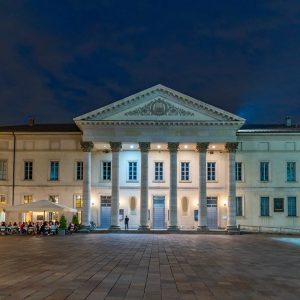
207, 197, 218, 229
153, 196, 165, 229
100, 196, 111, 229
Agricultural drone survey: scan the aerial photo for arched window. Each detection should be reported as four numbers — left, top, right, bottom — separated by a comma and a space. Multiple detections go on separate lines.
130, 196, 137, 215
181, 197, 189, 216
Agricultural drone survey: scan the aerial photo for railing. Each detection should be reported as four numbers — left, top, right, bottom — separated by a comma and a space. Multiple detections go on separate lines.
239, 225, 300, 234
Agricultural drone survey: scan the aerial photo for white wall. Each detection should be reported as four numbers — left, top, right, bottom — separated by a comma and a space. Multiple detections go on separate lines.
1, 130, 300, 228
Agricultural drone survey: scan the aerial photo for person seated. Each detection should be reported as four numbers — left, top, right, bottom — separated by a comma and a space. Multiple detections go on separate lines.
11, 222, 18, 234
27, 222, 34, 234
40, 221, 50, 235
68, 222, 75, 234
50, 222, 58, 235
44, 222, 50, 235
6, 222, 12, 234
0, 222, 6, 235
74, 223, 78, 232
20, 222, 26, 234
35, 222, 40, 234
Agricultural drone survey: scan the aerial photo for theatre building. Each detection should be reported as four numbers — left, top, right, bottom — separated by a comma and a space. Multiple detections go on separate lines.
0, 85, 299, 231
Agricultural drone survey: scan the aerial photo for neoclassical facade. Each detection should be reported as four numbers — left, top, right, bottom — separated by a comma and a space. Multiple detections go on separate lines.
0, 85, 299, 230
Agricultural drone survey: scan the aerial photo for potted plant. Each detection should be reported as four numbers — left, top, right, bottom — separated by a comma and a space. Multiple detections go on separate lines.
72, 214, 80, 232
58, 215, 67, 236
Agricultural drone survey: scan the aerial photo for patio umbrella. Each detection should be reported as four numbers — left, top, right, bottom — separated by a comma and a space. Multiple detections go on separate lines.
5, 200, 77, 214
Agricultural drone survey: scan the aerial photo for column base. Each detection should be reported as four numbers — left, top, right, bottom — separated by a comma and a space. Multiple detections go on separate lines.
167, 226, 180, 231
226, 225, 240, 234
109, 225, 121, 231
138, 225, 150, 231
78, 225, 91, 233
197, 226, 209, 232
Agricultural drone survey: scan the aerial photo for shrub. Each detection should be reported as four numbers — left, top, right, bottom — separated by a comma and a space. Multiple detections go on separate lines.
59, 215, 67, 230
72, 214, 79, 226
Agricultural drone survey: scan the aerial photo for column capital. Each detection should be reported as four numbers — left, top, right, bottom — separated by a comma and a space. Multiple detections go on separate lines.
139, 142, 151, 152
196, 142, 209, 152
80, 141, 94, 152
225, 142, 239, 153
167, 142, 179, 152
109, 142, 122, 152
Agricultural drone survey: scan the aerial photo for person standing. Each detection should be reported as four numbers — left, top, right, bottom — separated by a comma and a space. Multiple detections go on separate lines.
124, 215, 129, 230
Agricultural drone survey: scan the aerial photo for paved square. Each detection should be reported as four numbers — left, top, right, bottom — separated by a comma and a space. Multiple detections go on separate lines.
0, 234, 299, 300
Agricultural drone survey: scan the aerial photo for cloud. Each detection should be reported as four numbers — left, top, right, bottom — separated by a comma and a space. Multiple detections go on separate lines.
0, 1, 299, 125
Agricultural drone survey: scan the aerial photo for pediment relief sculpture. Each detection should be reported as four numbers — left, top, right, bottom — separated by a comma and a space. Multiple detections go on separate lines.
125, 98, 194, 117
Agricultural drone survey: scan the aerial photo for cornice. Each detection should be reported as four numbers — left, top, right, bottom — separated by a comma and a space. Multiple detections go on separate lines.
76, 120, 244, 127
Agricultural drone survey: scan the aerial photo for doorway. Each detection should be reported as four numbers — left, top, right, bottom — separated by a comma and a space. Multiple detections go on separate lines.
153, 196, 165, 229
207, 197, 218, 229
100, 196, 111, 229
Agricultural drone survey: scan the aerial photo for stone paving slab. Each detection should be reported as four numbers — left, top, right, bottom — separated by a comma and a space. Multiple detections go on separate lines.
0, 234, 299, 299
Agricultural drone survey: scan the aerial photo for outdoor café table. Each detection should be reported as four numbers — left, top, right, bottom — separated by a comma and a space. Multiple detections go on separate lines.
27, 227, 34, 234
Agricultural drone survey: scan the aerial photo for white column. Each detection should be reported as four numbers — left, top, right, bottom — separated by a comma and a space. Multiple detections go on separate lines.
139, 142, 150, 230
81, 141, 94, 228
168, 142, 179, 230
196, 142, 209, 231
225, 142, 239, 231
109, 142, 122, 230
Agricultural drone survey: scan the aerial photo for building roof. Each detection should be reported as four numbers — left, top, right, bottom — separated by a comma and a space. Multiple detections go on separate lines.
239, 123, 300, 133
0, 123, 81, 133
0, 122, 299, 134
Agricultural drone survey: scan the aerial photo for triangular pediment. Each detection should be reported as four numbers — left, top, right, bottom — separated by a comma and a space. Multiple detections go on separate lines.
74, 84, 245, 124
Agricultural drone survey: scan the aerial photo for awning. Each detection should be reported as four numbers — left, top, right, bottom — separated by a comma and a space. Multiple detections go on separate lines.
5, 200, 77, 213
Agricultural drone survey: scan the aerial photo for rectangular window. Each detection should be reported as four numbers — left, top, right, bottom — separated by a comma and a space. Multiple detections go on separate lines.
76, 161, 83, 180
0, 160, 8, 180
102, 161, 111, 180
0, 195, 6, 204
128, 161, 137, 181
236, 196, 243, 216
235, 162, 242, 181
181, 162, 190, 181
24, 195, 33, 204
154, 162, 164, 181
287, 162, 296, 182
288, 197, 297, 217
50, 161, 59, 181
260, 197, 270, 216
49, 195, 59, 203
74, 194, 83, 209
274, 198, 284, 212
260, 162, 269, 182
207, 162, 216, 181
24, 161, 33, 180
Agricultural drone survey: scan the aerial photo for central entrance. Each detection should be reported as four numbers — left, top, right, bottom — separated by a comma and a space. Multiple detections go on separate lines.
207, 196, 218, 229
100, 196, 111, 229
153, 196, 165, 229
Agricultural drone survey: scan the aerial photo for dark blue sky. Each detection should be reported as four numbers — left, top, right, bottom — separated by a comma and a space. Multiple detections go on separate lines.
0, 1, 300, 125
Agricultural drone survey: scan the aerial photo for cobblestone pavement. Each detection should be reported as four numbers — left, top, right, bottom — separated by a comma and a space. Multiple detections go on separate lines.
0, 234, 299, 300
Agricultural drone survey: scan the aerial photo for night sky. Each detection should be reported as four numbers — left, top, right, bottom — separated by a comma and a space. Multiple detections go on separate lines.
1, 1, 300, 125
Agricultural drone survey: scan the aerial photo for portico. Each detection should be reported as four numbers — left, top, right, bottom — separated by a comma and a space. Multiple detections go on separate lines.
74, 84, 245, 231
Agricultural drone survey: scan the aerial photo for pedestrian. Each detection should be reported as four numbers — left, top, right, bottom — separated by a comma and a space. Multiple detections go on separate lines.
124, 215, 129, 230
